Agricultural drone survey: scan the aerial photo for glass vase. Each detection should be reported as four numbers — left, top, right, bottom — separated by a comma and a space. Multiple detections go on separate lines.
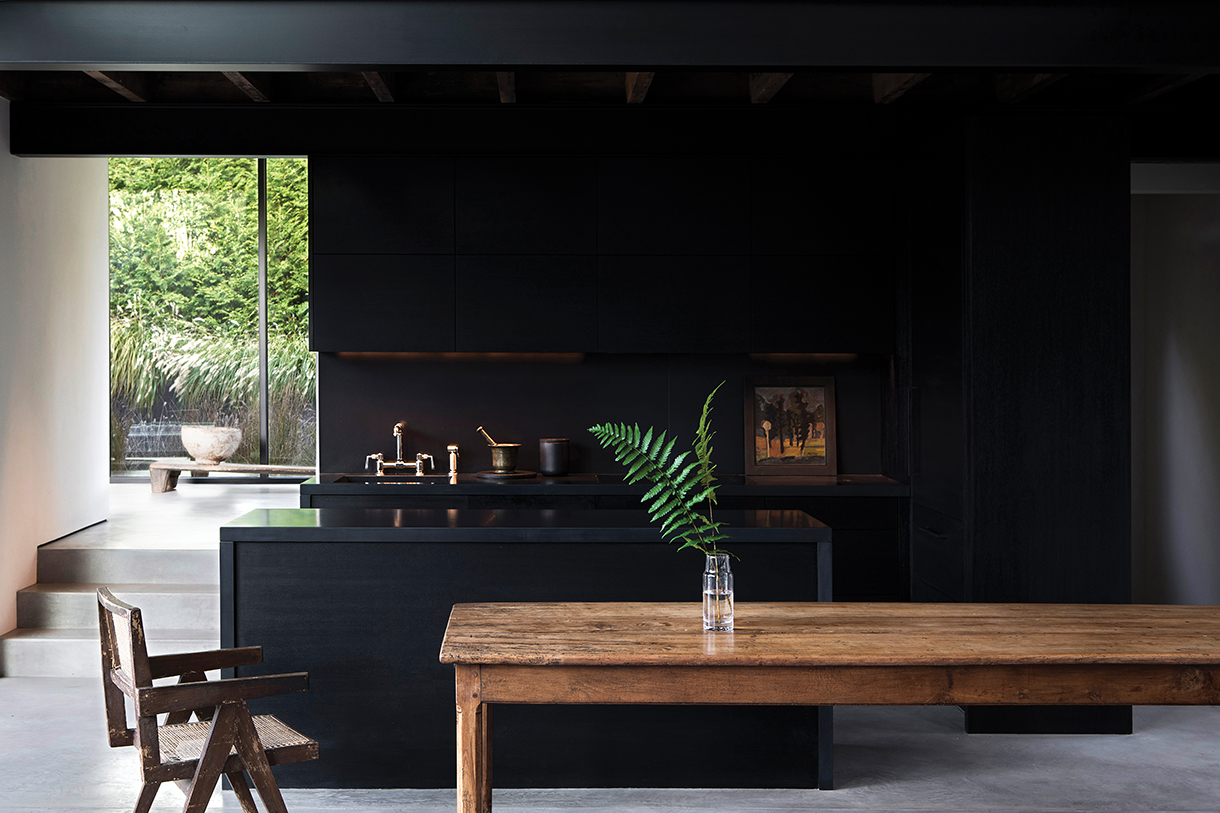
703, 553, 734, 631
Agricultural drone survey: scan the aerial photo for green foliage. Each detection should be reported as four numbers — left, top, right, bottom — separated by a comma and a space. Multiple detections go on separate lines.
588, 383, 731, 556
108, 158, 309, 336
107, 158, 315, 470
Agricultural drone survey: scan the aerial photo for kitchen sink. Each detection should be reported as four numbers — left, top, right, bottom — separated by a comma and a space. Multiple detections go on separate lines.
336, 474, 454, 485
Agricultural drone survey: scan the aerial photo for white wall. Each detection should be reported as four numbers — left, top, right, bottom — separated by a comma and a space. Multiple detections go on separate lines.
1131, 191, 1220, 604
0, 99, 109, 633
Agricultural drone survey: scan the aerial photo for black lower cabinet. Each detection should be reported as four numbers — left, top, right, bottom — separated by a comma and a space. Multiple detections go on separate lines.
227, 536, 826, 788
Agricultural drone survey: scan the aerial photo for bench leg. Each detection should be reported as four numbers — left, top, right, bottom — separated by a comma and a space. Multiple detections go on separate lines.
150, 468, 180, 493
456, 665, 490, 813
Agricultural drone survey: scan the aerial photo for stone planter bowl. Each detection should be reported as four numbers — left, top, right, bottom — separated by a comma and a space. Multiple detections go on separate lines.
181, 426, 243, 465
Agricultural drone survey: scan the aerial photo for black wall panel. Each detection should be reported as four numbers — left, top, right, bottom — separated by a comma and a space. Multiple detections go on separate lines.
455, 255, 597, 351
596, 155, 750, 255
749, 256, 895, 353
966, 115, 1130, 607
455, 156, 597, 254
751, 157, 896, 256
317, 352, 889, 476
597, 256, 750, 353
907, 115, 1133, 735
309, 156, 454, 254
311, 255, 455, 352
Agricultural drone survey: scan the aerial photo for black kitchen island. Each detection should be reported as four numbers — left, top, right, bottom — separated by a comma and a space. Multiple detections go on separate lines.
220, 508, 832, 789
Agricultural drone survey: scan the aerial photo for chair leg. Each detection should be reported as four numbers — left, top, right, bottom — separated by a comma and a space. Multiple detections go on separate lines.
227, 771, 259, 813
133, 781, 160, 813
229, 701, 289, 813
182, 703, 240, 813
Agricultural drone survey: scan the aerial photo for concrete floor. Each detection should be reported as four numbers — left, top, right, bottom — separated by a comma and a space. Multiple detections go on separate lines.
1, 677, 1217, 812
2, 484, 1218, 812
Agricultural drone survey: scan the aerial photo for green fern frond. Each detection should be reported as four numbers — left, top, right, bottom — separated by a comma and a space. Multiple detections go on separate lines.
588, 382, 731, 557
695, 381, 724, 507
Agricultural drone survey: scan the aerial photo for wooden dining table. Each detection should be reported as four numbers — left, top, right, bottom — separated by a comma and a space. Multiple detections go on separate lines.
440, 600, 1220, 812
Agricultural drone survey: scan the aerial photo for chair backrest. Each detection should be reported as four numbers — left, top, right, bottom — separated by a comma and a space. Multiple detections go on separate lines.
97, 587, 153, 750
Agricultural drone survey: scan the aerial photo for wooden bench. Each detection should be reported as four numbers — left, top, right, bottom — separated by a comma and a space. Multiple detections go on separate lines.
440, 601, 1220, 812
149, 461, 316, 492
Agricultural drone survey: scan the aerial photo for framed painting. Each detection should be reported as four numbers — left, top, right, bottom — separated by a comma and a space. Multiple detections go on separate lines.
744, 377, 837, 475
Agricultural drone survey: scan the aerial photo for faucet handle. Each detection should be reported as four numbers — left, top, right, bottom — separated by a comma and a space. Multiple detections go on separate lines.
365, 453, 384, 472
415, 452, 435, 474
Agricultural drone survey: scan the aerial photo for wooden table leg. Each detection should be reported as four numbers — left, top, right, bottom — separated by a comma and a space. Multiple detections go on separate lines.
481, 703, 493, 812
817, 704, 834, 789
456, 665, 488, 813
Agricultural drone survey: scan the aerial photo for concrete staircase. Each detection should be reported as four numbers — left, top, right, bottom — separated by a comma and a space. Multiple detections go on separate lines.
0, 541, 219, 678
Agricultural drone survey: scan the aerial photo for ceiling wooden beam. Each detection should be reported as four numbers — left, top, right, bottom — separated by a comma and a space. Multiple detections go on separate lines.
994, 73, 1067, 104
496, 71, 516, 103
362, 71, 395, 103
626, 71, 654, 104
749, 72, 793, 104
84, 70, 146, 102
223, 71, 271, 102
1128, 74, 1206, 104
872, 72, 929, 104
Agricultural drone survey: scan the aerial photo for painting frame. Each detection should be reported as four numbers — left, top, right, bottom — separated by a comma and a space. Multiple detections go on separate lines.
744, 377, 837, 476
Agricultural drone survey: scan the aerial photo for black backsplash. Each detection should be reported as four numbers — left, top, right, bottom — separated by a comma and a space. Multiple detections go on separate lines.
318, 352, 886, 475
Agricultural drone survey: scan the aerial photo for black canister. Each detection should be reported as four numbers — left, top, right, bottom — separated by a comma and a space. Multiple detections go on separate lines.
539, 438, 570, 476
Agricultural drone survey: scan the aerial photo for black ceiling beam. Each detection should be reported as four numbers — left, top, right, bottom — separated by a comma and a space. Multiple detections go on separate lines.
3, 2, 1220, 71
8, 103, 904, 158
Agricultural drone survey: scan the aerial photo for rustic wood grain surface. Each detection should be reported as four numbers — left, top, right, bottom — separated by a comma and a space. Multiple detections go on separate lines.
440, 602, 1220, 667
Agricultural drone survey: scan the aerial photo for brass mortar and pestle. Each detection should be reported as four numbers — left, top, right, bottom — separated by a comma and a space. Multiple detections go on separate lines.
477, 426, 521, 473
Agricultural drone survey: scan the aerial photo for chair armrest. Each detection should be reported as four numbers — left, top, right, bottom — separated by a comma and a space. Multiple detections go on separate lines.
147, 646, 263, 679
137, 672, 308, 716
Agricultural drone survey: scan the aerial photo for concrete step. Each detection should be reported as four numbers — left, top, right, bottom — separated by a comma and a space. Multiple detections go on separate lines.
0, 627, 219, 678
17, 583, 219, 630
36, 546, 218, 585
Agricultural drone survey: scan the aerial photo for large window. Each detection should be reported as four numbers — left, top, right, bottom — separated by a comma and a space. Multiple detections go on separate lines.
108, 158, 313, 477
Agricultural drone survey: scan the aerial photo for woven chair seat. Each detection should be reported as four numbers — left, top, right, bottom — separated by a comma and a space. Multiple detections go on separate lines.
159, 714, 315, 765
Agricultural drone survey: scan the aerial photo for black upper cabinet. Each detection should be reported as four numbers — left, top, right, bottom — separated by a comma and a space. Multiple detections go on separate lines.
456, 256, 597, 352
455, 157, 596, 254
310, 255, 455, 352
310, 156, 454, 254
598, 256, 749, 353
751, 157, 895, 256
598, 156, 749, 255
750, 256, 895, 352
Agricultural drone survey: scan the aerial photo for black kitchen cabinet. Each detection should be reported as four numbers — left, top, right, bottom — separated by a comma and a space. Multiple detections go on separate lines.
597, 256, 750, 353
749, 256, 895, 353
309, 156, 454, 255
597, 155, 750, 255
455, 255, 597, 351
310, 255, 455, 352
455, 156, 597, 254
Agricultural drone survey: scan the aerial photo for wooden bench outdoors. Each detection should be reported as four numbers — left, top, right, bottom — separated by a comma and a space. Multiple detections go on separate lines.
441, 601, 1220, 811
149, 461, 316, 493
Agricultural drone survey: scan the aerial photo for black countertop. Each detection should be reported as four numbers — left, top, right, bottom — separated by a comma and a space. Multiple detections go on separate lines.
221, 507, 830, 543
300, 472, 908, 498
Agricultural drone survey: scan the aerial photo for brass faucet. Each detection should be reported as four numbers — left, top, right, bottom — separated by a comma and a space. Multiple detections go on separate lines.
365, 421, 434, 475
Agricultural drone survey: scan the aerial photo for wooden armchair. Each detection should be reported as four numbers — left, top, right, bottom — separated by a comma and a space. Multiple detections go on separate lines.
97, 587, 319, 813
